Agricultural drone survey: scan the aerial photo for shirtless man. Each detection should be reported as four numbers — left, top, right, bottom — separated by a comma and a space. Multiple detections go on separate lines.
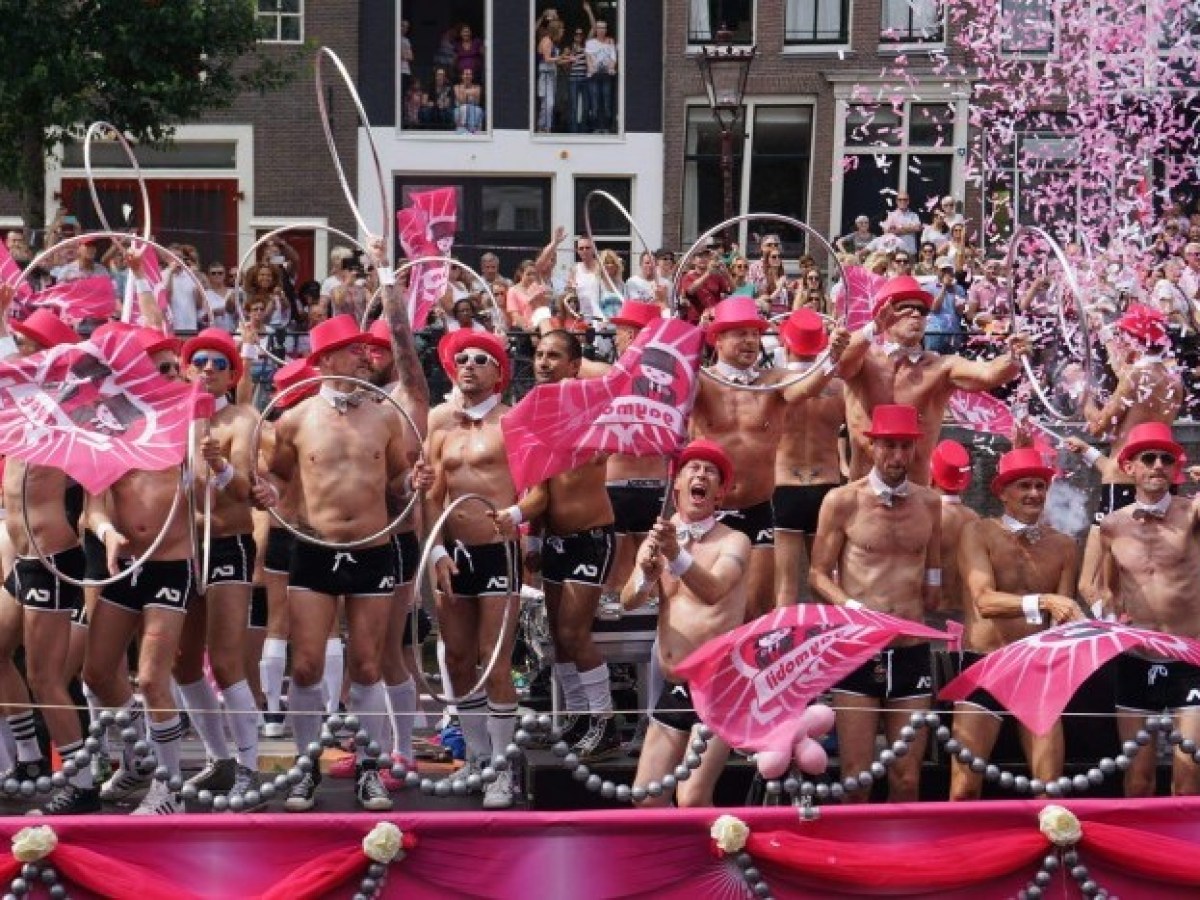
771, 308, 846, 606
262, 314, 411, 813
837, 274, 1028, 483
622, 440, 749, 807
1098, 422, 1200, 796
171, 328, 262, 804
691, 296, 848, 620
928, 440, 978, 624
426, 330, 521, 809
0, 310, 97, 814
494, 330, 620, 760
809, 404, 941, 803
950, 448, 1082, 801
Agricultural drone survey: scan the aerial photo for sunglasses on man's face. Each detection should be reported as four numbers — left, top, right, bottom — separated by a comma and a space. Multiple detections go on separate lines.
191, 353, 232, 371
454, 351, 497, 368
1138, 451, 1176, 467
895, 303, 928, 317
157, 360, 181, 376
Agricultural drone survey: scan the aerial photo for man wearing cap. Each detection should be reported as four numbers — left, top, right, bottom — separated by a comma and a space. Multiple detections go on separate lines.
1097, 422, 1200, 797
622, 439, 749, 807
950, 448, 1082, 801
928, 440, 978, 623
692, 296, 849, 620
837, 274, 1028, 484
262, 313, 413, 813
170, 327, 263, 804
425, 328, 522, 808
809, 404, 941, 803
772, 308, 846, 606
0, 311, 98, 814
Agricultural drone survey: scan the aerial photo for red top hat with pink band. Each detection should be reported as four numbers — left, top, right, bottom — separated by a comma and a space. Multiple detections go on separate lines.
991, 448, 1056, 496
870, 275, 932, 321
677, 438, 734, 487
308, 314, 371, 365
779, 308, 829, 357
610, 301, 661, 330
1116, 303, 1167, 347
11, 310, 79, 350
705, 296, 768, 346
365, 318, 391, 351
1117, 421, 1184, 465
863, 404, 923, 440
930, 439, 972, 492
438, 329, 511, 393
182, 327, 245, 382
272, 358, 321, 409
135, 327, 181, 358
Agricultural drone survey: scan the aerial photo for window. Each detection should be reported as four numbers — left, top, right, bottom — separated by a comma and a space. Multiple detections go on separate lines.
880, 0, 944, 44
398, 1, 490, 134
257, 0, 303, 43
999, 0, 1055, 55
688, 0, 754, 44
532, 0, 622, 135
785, 0, 849, 45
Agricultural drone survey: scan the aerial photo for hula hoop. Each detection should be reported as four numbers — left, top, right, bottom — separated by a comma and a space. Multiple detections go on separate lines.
583, 190, 657, 318
1004, 225, 1098, 422
82, 122, 152, 242
676, 214, 848, 393
184, 419, 214, 596
20, 464, 186, 590
357, 255, 505, 336
236, 223, 365, 294
314, 47, 390, 248
410, 493, 517, 705
250, 375, 422, 549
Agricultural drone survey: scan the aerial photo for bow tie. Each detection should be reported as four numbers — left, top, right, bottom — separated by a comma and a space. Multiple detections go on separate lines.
676, 518, 717, 545
714, 362, 760, 385
1001, 515, 1041, 543
868, 470, 909, 507
883, 343, 924, 364
1133, 505, 1168, 522
454, 394, 501, 424
320, 388, 363, 414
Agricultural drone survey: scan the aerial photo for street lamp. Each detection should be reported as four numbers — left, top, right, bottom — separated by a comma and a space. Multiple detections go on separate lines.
695, 31, 756, 249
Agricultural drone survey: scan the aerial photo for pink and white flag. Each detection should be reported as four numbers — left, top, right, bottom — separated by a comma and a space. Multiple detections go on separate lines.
837, 265, 888, 331
946, 389, 1015, 436
396, 187, 458, 330
121, 242, 172, 329
26, 276, 118, 325
0, 242, 32, 302
501, 319, 703, 493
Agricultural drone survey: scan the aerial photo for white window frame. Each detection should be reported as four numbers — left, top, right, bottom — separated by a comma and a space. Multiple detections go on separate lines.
686, 0, 758, 54
997, 0, 1060, 59
257, 0, 304, 45
783, 0, 852, 54
878, 0, 946, 53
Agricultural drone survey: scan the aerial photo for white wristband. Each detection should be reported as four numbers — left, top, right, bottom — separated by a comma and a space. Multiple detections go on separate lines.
844, 599, 864, 610
667, 549, 693, 578
96, 523, 116, 544
134, 278, 153, 294
1082, 447, 1102, 466
820, 356, 836, 375
0, 335, 17, 360
634, 570, 651, 594
924, 568, 942, 587
430, 545, 450, 565
504, 505, 524, 526
212, 464, 235, 490
377, 266, 396, 286
1022, 594, 1043, 624
859, 322, 877, 341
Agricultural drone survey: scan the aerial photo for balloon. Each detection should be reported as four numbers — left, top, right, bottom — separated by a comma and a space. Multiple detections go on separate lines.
754, 703, 836, 779
756, 749, 792, 780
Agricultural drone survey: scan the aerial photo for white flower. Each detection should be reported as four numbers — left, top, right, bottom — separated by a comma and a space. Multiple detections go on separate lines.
12, 826, 57, 863
1039, 805, 1082, 847
710, 814, 750, 854
362, 822, 404, 864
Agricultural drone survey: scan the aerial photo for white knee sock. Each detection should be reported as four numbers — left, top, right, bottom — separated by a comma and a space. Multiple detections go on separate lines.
487, 701, 518, 760
82, 682, 108, 753
177, 679, 230, 761
386, 679, 417, 762
578, 664, 613, 717
115, 697, 145, 771
457, 693, 490, 763
222, 680, 260, 770
149, 716, 185, 780
288, 682, 325, 756
59, 739, 92, 789
347, 680, 388, 763
7, 711, 41, 763
0, 718, 15, 771
260, 638, 287, 713
321, 638, 344, 715
554, 662, 588, 713
436, 639, 458, 718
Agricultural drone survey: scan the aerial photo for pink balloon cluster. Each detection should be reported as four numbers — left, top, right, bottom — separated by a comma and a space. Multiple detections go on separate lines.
754, 703, 836, 780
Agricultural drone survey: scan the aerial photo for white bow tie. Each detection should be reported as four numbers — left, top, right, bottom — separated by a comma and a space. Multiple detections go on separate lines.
1001, 514, 1042, 543
1133, 497, 1171, 521
713, 361, 760, 385
676, 516, 717, 545
882, 342, 924, 364
319, 385, 363, 414
456, 393, 501, 423
868, 469, 909, 507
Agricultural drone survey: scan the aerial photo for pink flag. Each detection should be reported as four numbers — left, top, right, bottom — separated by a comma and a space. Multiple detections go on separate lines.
837, 265, 887, 330
501, 319, 703, 493
0, 242, 32, 301
396, 187, 458, 330
0, 328, 205, 493
25, 276, 118, 325
940, 621, 1200, 735
946, 389, 1015, 435
122, 243, 172, 329
674, 604, 949, 753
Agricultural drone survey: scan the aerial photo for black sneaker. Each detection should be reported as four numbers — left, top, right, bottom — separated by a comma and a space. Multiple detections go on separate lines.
1, 759, 47, 786
231, 765, 265, 812
559, 714, 589, 747
28, 784, 101, 816
186, 757, 237, 792
355, 762, 393, 812
573, 716, 622, 762
284, 769, 321, 812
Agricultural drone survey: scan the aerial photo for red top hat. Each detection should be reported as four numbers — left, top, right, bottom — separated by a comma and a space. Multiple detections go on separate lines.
779, 308, 829, 357
135, 327, 181, 358
863, 404, 923, 440
182, 327, 245, 382
706, 296, 768, 347
365, 318, 392, 351
1117, 421, 1184, 464
308, 314, 370, 365
930, 439, 972, 492
272, 358, 321, 409
870, 275, 932, 321
1116, 303, 1167, 347
11, 310, 79, 350
439, 329, 511, 393
677, 438, 734, 487
991, 448, 1056, 496
610, 301, 660, 330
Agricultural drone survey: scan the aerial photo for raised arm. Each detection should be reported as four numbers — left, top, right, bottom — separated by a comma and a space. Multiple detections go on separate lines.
945, 333, 1027, 392
372, 236, 430, 432
535, 226, 567, 281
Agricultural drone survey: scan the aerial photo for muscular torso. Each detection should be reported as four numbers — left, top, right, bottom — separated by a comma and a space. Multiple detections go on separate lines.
937, 500, 979, 617
200, 404, 256, 538
546, 456, 614, 535
692, 373, 786, 506
428, 402, 517, 545
3, 460, 77, 557
1097, 364, 1183, 485
606, 452, 667, 482
110, 468, 192, 560
775, 378, 845, 487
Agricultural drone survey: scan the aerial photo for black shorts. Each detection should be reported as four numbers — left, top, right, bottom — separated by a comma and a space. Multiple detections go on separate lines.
651, 682, 699, 734
953, 650, 1005, 717
248, 585, 268, 629
447, 541, 522, 597
773, 484, 837, 534
392, 530, 420, 586
263, 527, 294, 575
542, 526, 616, 587
83, 529, 108, 582
4, 548, 85, 614
102, 558, 193, 614
1115, 654, 1200, 712
835, 643, 934, 701
289, 542, 399, 599
718, 499, 775, 547
205, 534, 256, 586
606, 481, 666, 535
1095, 483, 1137, 522
72, 605, 88, 628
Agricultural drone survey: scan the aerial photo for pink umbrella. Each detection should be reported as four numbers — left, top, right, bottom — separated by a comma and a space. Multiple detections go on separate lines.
674, 605, 950, 753
939, 621, 1200, 735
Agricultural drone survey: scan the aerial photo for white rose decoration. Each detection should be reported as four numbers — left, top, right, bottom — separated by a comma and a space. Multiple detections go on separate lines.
362, 822, 404, 864
1039, 805, 1082, 847
12, 825, 57, 863
710, 814, 750, 854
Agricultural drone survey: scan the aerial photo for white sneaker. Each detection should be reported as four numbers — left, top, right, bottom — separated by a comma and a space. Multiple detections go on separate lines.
130, 781, 180, 815
482, 769, 514, 809
99, 766, 151, 802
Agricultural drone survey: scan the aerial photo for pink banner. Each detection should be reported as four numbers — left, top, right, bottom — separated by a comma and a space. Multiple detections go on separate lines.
396, 188, 457, 330
26, 275, 119, 325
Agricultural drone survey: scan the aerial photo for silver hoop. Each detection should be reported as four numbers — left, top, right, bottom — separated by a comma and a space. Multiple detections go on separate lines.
314, 47, 390, 248
583, 190, 657, 318
358, 255, 505, 336
1004, 225, 1098, 422
21, 464, 185, 590
250, 375, 422, 549
678, 213, 848, 393
82, 122, 152, 242
410, 493, 517, 705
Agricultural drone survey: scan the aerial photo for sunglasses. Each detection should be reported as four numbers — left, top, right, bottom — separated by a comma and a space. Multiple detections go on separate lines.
1138, 451, 1176, 467
894, 257, 911, 264
209, 269, 225, 276
191, 353, 232, 371
895, 304, 928, 316
157, 360, 181, 376
454, 351, 497, 368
